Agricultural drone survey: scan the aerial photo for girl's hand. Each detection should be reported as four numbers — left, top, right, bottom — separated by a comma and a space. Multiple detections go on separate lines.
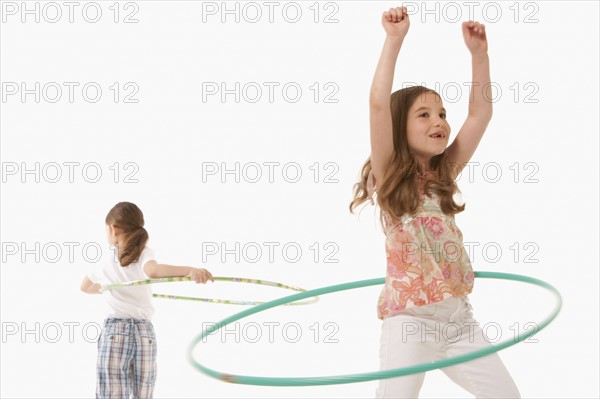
382, 6, 410, 39
462, 21, 488, 55
80, 276, 103, 294
188, 268, 214, 284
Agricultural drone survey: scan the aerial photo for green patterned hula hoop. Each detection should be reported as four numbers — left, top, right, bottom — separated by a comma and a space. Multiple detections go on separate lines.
187, 271, 562, 386
100, 276, 319, 306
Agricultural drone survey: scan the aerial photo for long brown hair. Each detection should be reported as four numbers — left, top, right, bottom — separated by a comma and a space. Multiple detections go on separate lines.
349, 85, 465, 229
105, 202, 149, 267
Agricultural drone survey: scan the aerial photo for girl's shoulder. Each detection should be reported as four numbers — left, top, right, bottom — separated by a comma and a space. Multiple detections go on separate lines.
140, 246, 156, 261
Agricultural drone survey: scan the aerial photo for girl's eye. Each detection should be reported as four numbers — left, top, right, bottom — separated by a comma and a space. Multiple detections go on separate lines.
420, 113, 446, 119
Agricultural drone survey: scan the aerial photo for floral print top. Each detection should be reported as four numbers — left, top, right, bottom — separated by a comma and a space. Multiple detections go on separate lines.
367, 170, 474, 320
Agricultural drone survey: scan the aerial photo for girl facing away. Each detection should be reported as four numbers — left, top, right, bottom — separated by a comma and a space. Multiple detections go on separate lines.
80, 201, 214, 398
349, 7, 521, 399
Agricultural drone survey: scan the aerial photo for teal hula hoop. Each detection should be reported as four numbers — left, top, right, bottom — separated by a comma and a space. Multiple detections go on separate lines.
187, 271, 562, 386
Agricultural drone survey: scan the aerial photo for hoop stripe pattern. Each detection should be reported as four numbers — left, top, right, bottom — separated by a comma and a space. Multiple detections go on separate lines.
101, 276, 320, 306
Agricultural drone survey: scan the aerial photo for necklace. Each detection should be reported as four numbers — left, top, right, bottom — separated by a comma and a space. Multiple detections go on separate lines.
417, 170, 434, 179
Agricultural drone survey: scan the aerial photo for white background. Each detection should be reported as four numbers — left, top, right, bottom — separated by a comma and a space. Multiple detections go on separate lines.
1, 1, 598, 398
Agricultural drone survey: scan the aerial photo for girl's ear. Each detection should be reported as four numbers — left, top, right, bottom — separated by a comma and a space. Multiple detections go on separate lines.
108, 224, 119, 236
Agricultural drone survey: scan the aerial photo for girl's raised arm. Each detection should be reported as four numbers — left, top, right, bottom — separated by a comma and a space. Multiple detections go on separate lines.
446, 21, 491, 179
370, 7, 409, 185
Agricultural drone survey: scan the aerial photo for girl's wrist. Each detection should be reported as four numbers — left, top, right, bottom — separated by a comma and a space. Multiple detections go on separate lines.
471, 52, 489, 61
385, 35, 405, 44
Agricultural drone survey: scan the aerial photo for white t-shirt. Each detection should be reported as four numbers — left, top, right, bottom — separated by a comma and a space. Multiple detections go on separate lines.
87, 246, 156, 320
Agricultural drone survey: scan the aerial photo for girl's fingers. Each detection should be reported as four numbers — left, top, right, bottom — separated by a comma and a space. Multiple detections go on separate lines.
400, 7, 408, 22
396, 7, 403, 20
465, 20, 485, 34
383, 6, 408, 26
383, 7, 408, 20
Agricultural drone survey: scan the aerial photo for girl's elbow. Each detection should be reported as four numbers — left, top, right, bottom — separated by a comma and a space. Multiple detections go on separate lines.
144, 264, 160, 279
146, 271, 159, 279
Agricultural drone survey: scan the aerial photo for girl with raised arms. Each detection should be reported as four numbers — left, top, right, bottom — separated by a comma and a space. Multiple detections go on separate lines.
350, 6, 521, 398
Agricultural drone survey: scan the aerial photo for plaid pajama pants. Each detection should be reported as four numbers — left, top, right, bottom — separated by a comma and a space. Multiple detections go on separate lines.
96, 317, 157, 399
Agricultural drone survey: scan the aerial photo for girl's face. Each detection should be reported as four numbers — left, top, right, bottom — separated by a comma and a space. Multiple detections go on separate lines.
406, 92, 451, 170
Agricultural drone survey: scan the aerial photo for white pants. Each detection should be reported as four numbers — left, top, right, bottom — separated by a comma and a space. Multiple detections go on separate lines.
376, 296, 521, 398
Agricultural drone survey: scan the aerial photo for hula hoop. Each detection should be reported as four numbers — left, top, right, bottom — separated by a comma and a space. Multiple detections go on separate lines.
100, 276, 319, 306
187, 271, 562, 386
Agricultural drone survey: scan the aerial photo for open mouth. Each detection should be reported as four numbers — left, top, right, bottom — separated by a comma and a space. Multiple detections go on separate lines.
429, 133, 446, 139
